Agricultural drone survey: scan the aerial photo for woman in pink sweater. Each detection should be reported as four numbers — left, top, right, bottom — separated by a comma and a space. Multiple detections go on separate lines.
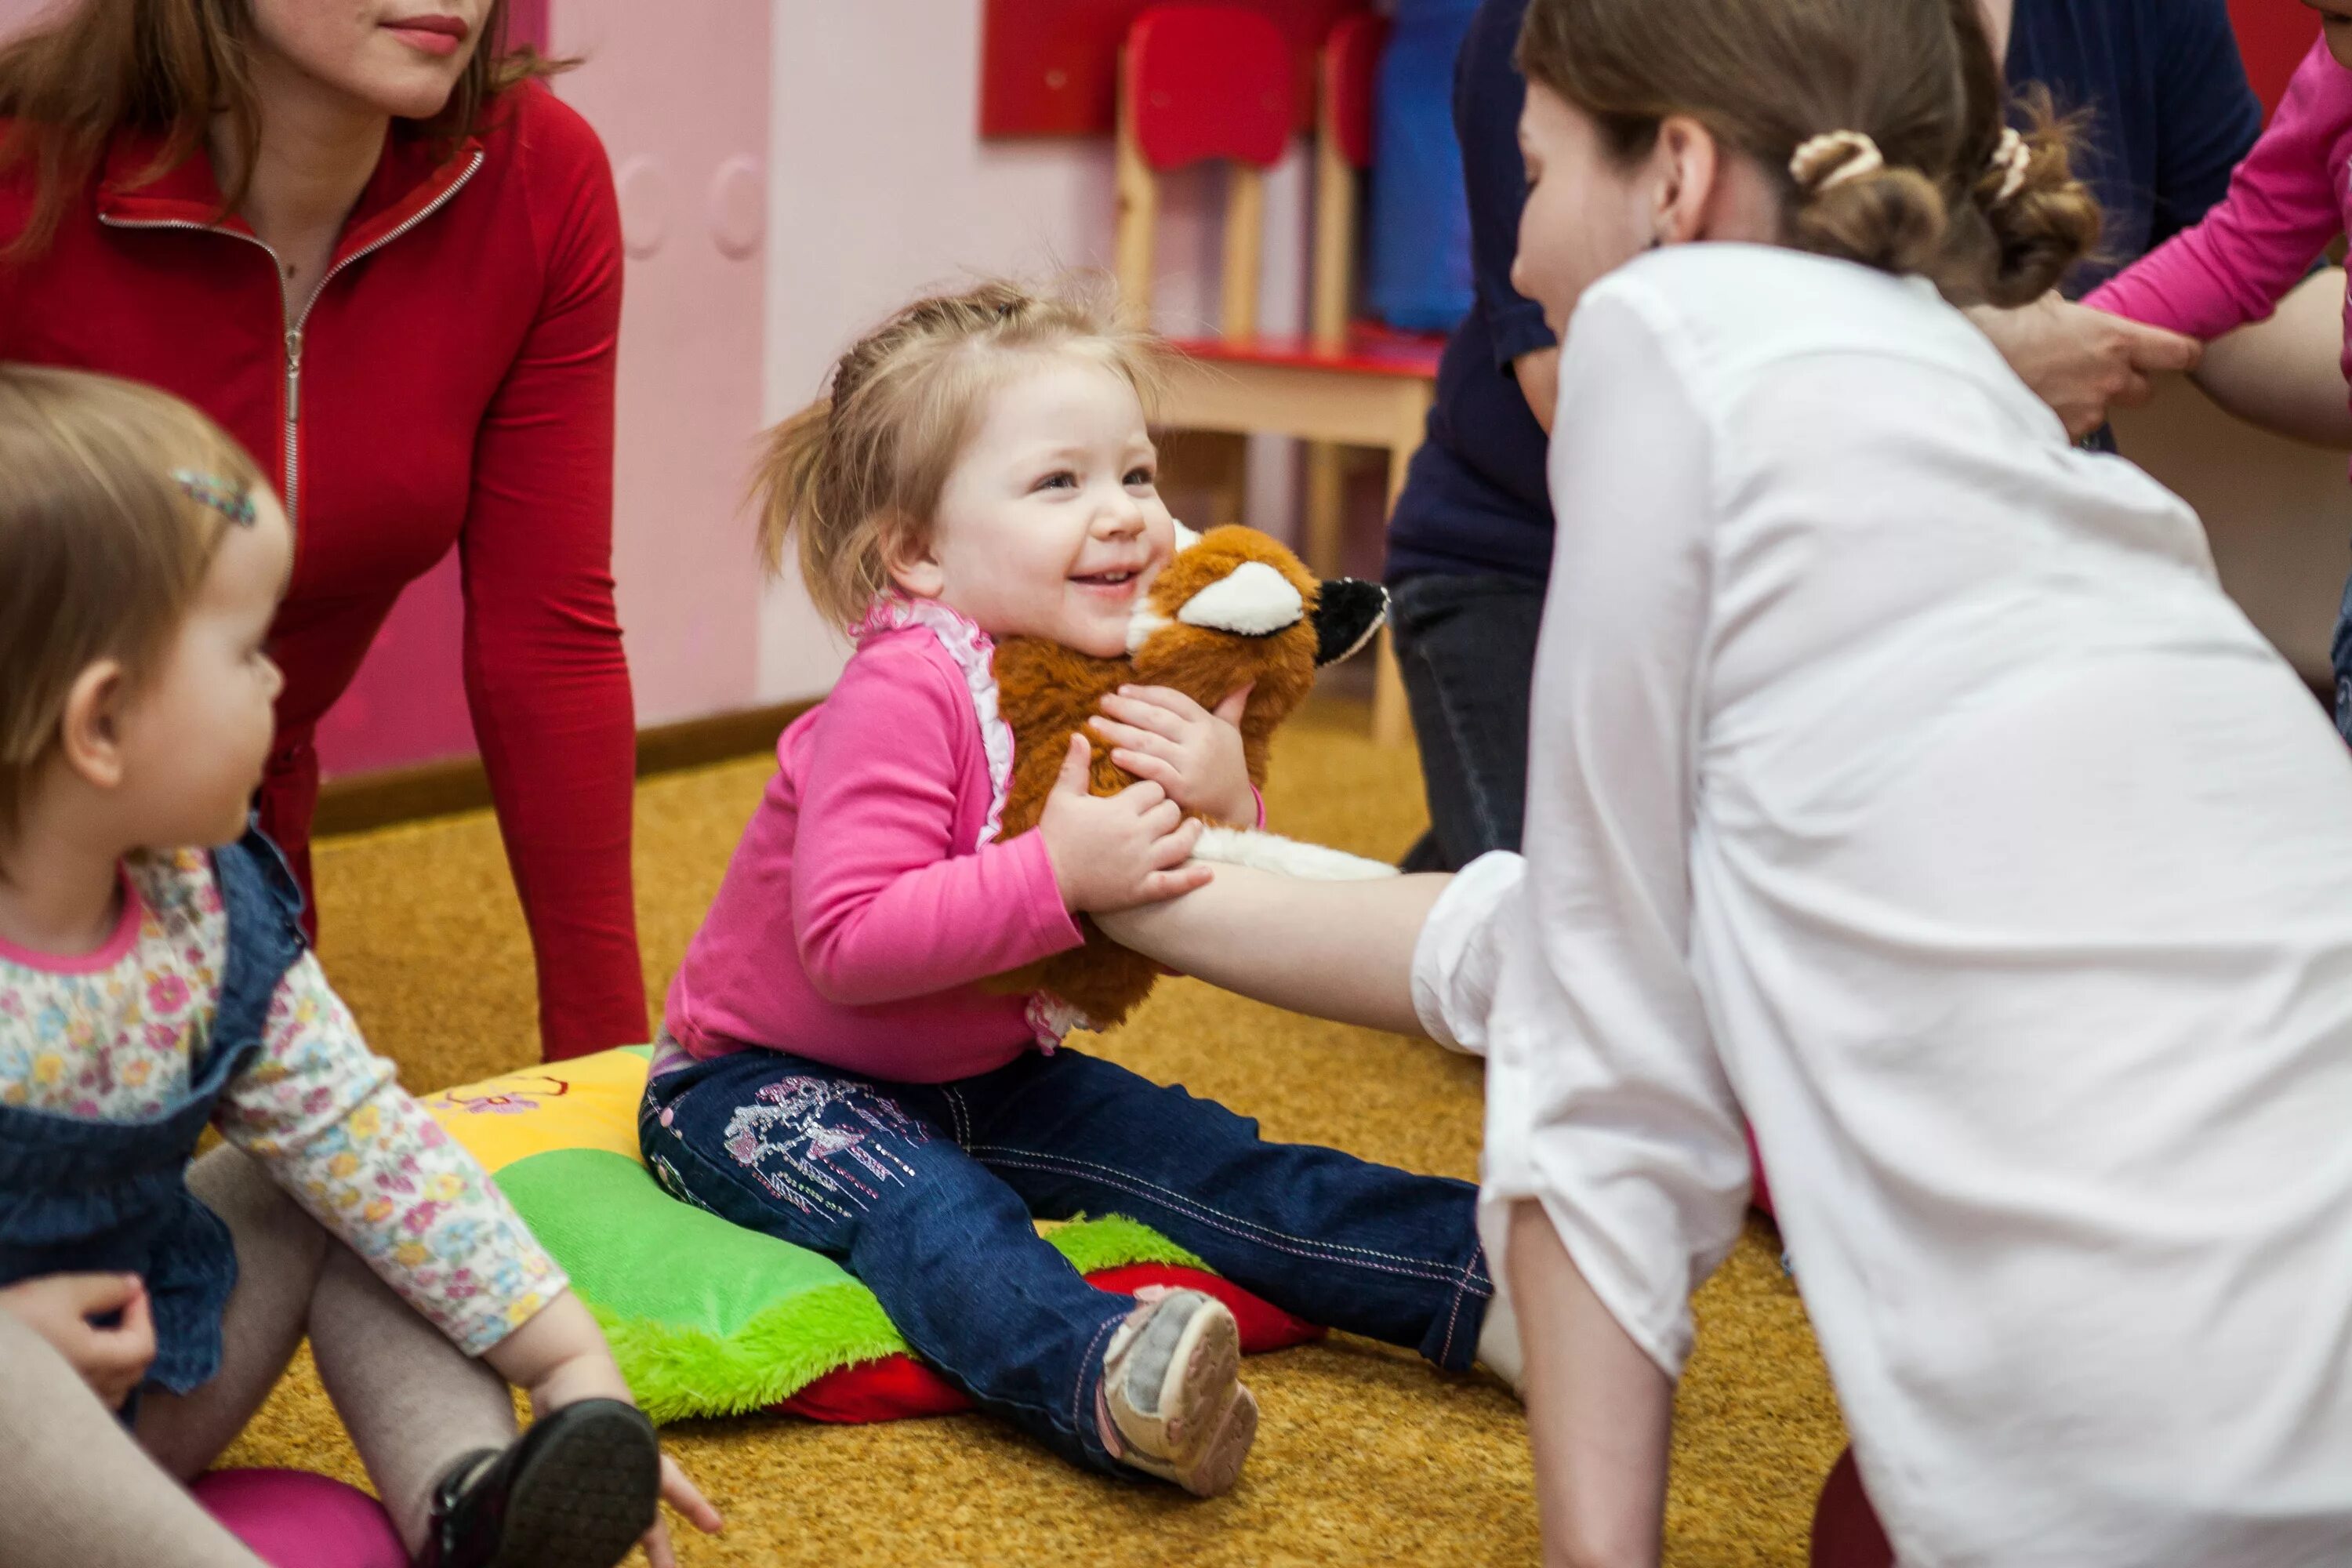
2085, 16, 2352, 735
641, 280, 1512, 1498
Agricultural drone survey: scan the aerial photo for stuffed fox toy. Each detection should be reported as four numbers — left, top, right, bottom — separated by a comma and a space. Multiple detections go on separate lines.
986, 523, 1396, 1031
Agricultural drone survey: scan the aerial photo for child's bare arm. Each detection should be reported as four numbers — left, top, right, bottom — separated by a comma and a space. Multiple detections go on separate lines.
2194, 267, 2352, 448
1094, 863, 1453, 1034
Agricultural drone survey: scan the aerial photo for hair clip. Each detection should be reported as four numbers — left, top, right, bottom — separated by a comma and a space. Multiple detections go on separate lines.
1789, 131, 1885, 194
1987, 127, 2031, 205
172, 468, 258, 527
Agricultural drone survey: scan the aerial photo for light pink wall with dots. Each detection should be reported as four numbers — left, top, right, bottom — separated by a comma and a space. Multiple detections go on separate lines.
318, 0, 771, 775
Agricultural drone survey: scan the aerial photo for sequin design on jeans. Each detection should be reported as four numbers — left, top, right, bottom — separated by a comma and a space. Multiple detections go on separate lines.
719, 1075, 930, 1218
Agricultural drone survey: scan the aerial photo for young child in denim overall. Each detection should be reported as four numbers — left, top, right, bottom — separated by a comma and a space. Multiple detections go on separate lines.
644, 279, 1515, 1497
0, 367, 720, 1568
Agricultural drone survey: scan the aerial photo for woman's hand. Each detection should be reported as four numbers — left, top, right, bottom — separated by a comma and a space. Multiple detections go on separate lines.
1966, 293, 2202, 440
1039, 735, 1211, 913
0, 1272, 154, 1409
1090, 684, 1257, 825
485, 1292, 723, 1567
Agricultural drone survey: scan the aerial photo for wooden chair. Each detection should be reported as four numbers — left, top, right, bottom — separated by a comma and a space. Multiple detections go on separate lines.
1310, 12, 1386, 350
1305, 11, 1398, 583
1116, 4, 1439, 747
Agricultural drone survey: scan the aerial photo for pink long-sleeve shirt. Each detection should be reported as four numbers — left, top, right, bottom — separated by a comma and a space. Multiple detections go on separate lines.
664, 608, 1085, 1083
2085, 35, 2352, 408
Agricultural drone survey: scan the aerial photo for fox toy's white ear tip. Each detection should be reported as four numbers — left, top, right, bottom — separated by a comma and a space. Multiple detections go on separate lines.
1171, 518, 1203, 554
1176, 560, 1305, 637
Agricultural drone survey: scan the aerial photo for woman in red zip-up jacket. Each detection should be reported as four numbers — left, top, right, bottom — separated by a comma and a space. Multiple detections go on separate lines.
0, 0, 645, 1061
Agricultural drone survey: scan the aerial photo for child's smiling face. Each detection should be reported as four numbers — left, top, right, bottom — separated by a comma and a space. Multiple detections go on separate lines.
901, 355, 1176, 658
2307, 0, 2352, 70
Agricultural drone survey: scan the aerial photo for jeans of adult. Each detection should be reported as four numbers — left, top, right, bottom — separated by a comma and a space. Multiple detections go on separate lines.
2332, 565, 2352, 746
1389, 572, 1547, 873
639, 1042, 1492, 1475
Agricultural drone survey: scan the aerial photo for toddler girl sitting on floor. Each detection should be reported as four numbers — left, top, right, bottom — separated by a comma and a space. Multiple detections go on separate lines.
0, 366, 719, 1568
643, 279, 1512, 1497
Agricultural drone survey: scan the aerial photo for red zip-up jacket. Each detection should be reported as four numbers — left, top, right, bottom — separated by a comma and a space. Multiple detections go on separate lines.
0, 82, 647, 1061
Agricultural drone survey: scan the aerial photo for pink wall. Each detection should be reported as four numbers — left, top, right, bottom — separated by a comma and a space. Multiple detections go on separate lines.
318, 0, 769, 775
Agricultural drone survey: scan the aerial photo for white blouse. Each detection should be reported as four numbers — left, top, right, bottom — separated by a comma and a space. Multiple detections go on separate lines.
1417, 245, 2352, 1566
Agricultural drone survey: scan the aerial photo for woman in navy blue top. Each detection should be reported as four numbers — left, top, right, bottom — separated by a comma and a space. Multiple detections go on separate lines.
1386, 0, 2341, 873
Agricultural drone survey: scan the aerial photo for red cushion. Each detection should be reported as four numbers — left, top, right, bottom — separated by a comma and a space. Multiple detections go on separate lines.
191, 1469, 407, 1568
775, 1262, 1323, 1423
1748, 1122, 1775, 1219
1811, 1447, 1895, 1568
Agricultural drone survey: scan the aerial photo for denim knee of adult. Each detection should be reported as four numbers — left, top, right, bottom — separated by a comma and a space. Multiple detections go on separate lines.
2332, 564, 2352, 746
637, 1044, 1132, 1473
1388, 572, 1546, 870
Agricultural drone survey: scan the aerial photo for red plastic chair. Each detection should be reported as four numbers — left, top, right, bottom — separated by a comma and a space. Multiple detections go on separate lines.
1312, 11, 1388, 347
1114, 6, 1435, 745
1116, 5, 1294, 337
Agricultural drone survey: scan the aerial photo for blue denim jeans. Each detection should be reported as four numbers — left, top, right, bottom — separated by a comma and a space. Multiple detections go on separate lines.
1389, 571, 1547, 872
640, 1043, 1490, 1474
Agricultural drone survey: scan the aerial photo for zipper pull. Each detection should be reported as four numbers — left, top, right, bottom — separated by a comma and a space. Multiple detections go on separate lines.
285, 328, 303, 423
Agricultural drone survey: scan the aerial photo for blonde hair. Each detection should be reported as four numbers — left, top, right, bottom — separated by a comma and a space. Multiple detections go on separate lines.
756, 277, 1163, 630
0, 364, 265, 836
1517, 0, 2102, 307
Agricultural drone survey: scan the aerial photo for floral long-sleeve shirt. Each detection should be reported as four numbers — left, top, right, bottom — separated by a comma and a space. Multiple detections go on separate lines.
0, 850, 564, 1354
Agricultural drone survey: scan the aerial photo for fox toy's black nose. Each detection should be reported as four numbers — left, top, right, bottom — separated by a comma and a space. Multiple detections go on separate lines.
1312, 579, 1389, 667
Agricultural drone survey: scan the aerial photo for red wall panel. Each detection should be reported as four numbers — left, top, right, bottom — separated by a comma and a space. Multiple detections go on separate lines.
980, 0, 1369, 137
2228, 0, 2321, 118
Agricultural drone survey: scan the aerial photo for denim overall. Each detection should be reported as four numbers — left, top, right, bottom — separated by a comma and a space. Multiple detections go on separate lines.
0, 829, 307, 1396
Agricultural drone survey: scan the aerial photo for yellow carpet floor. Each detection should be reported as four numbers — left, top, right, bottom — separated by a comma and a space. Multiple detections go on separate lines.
219, 704, 1846, 1565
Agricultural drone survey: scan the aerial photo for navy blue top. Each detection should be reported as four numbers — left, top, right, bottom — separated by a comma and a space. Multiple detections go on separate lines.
1384, 0, 2266, 586
2013, 0, 2263, 295
1384, 0, 1551, 583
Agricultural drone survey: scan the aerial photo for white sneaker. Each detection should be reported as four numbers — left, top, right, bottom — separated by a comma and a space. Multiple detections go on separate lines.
1098, 1287, 1258, 1497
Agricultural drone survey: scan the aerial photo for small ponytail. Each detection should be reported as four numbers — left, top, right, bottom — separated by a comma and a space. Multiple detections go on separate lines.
753, 395, 866, 621
1966, 93, 2103, 307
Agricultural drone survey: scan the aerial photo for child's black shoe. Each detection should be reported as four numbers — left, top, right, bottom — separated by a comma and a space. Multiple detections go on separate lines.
416, 1398, 659, 1568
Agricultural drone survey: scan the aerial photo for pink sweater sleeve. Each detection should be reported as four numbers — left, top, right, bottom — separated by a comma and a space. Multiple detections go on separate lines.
2085, 36, 2352, 339
790, 643, 1083, 1007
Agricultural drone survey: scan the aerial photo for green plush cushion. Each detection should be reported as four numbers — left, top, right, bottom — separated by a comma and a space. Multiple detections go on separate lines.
425, 1048, 1203, 1421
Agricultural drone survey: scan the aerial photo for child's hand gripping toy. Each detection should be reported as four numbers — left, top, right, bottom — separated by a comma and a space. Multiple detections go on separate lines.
988, 523, 1397, 1031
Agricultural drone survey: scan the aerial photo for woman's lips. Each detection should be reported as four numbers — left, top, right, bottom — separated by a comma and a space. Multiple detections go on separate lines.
384, 14, 469, 56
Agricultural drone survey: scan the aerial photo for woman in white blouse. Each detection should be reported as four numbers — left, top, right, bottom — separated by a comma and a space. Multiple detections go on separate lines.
1102, 0, 2352, 1562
